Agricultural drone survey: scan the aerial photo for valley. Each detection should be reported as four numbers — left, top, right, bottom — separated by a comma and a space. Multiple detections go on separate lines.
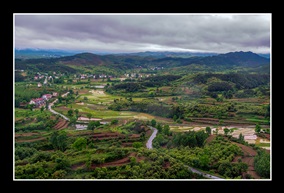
14, 51, 271, 180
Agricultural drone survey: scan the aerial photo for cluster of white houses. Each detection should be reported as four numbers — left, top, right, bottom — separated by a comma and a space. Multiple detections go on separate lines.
29, 92, 58, 108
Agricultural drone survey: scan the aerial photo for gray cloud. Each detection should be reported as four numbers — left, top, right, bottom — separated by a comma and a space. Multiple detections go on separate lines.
15, 14, 271, 53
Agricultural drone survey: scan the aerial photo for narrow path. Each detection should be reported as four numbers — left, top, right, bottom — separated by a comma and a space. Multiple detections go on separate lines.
146, 126, 158, 149
48, 93, 70, 121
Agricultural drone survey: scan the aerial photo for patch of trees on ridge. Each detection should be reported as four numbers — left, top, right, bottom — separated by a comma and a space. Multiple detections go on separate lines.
193, 73, 269, 90
110, 75, 182, 92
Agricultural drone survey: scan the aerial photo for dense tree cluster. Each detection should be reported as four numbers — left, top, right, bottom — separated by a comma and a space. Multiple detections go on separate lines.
112, 82, 144, 92
254, 150, 270, 178
168, 136, 246, 178
193, 73, 269, 90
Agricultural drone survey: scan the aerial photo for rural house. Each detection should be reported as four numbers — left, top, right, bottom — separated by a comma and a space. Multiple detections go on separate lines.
42, 94, 52, 101
29, 98, 45, 107
52, 92, 58, 97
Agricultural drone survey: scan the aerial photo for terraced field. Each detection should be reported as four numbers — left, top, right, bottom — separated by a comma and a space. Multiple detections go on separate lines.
54, 118, 69, 130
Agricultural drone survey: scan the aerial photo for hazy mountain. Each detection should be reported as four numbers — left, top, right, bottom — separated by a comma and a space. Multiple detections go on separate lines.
15, 51, 269, 73
150, 51, 269, 67
195, 51, 270, 66
116, 51, 218, 58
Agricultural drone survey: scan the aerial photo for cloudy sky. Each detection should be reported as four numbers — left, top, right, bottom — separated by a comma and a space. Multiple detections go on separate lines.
14, 14, 271, 54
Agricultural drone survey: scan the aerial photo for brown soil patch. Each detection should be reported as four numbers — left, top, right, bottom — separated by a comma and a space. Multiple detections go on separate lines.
191, 118, 253, 126
15, 132, 39, 137
91, 132, 140, 141
231, 141, 260, 179
56, 106, 70, 111
91, 152, 136, 169
136, 156, 146, 162
130, 134, 140, 138
71, 162, 86, 170
121, 142, 133, 147
146, 129, 152, 137
205, 135, 216, 144
54, 119, 68, 130
78, 117, 102, 121
163, 161, 171, 169
232, 142, 257, 156
16, 137, 46, 143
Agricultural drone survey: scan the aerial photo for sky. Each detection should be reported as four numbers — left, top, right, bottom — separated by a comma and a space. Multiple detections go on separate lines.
14, 14, 271, 54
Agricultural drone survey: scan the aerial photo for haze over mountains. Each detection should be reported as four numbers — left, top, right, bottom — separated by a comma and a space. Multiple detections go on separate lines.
15, 48, 270, 59
15, 50, 270, 73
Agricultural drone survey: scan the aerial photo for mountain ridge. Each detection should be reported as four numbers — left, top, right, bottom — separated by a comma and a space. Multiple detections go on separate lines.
15, 51, 270, 72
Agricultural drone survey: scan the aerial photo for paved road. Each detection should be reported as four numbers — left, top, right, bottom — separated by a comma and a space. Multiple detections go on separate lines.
48, 97, 70, 121
146, 125, 223, 179
186, 166, 223, 179
146, 126, 158, 149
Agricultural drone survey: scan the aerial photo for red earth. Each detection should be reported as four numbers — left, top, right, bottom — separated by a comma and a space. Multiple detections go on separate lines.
206, 135, 261, 179
54, 118, 68, 130
71, 152, 146, 170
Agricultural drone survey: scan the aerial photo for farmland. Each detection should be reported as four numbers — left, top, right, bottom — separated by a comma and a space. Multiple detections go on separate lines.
14, 51, 270, 180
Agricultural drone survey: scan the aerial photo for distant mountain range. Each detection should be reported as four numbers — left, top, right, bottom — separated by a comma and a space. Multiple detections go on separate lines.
15, 49, 78, 59
15, 51, 270, 72
115, 51, 219, 58
15, 48, 270, 60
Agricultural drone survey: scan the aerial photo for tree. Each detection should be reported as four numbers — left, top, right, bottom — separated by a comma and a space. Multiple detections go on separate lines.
52, 170, 67, 179
67, 109, 73, 117
265, 104, 270, 118
50, 131, 68, 151
68, 117, 77, 126
87, 113, 92, 120
87, 121, 96, 131
72, 137, 87, 151
54, 157, 70, 171
163, 125, 170, 136
238, 133, 244, 142
151, 119, 156, 127
27, 104, 34, 111
132, 142, 143, 148
255, 124, 261, 133
45, 101, 49, 110
40, 106, 45, 113
69, 89, 74, 95
74, 109, 79, 118
111, 119, 118, 125
254, 151, 270, 178
224, 128, 230, 136
156, 123, 163, 133
87, 121, 100, 131
94, 121, 100, 127
205, 127, 211, 135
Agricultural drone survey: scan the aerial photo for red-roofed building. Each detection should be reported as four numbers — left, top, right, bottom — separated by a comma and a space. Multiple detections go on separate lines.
42, 94, 52, 101
29, 98, 45, 107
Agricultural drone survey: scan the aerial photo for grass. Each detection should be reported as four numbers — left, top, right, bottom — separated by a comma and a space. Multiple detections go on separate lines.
256, 143, 270, 147
246, 118, 270, 124
230, 128, 239, 132
170, 126, 193, 132
15, 108, 43, 118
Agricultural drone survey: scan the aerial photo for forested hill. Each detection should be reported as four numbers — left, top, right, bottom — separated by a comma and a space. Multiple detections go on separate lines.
15, 53, 153, 72
151, 51, 270, 67
196, 51, 270, 66
15, 51, 270, 72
